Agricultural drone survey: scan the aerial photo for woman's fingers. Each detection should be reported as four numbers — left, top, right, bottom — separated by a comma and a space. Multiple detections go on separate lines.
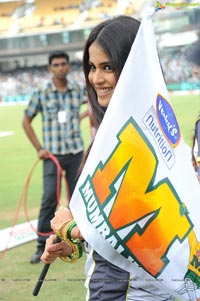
41, 234, 73, 264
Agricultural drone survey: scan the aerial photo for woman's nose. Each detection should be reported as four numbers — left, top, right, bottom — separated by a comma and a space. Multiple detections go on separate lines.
92, 69, 104, 84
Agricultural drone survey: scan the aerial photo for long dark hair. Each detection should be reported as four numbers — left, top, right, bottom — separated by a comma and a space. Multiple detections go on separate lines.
79, 16, 140, 172
83, 15, 140, 127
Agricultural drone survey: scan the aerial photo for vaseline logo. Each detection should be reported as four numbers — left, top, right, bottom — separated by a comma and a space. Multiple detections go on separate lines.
156, 94, 180, 147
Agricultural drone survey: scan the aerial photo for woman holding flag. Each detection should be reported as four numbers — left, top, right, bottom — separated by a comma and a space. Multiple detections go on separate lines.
41, 15, 176, 301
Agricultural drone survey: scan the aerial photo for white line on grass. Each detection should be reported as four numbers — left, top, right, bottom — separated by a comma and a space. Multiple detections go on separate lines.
0, 131, 14, 137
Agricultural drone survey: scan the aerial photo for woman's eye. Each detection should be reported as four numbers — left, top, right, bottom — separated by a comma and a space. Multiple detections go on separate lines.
89, 64, 95, 70
104, 64, 113, 71
88, 63, 113, 72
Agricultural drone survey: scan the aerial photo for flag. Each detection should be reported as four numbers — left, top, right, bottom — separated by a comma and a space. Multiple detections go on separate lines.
70, 8, 200, 300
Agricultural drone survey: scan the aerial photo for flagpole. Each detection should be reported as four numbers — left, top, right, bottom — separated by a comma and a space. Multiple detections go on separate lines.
32, 236, 61, 296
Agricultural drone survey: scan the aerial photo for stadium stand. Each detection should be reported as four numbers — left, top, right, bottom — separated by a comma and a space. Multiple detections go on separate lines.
0, 0, 143, 35
0, 0, 83, 35
0, 0, 24, 16
0, 1, 23, 34
0, 0, 199, 103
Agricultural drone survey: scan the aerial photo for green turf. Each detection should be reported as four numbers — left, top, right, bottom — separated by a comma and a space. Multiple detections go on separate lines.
0, 94, 199, 301
0, 103, 90, 300
0, 240, 86, 301
170, 94, 200, 146
0, 104, 91, 228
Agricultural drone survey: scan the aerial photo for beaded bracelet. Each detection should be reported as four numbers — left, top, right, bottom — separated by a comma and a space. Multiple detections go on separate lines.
56, 220, 73, 241
60, 242, 83, 263
59, 241, 83, 263
56, 220, 83, 263
62, 220, 74, 241
60, 220, 84, 244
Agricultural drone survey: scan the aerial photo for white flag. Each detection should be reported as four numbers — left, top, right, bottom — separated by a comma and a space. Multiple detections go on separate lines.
70, 9, 200, 300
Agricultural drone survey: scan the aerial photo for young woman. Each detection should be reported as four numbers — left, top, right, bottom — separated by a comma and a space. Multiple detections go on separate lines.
41, 16, 175, 301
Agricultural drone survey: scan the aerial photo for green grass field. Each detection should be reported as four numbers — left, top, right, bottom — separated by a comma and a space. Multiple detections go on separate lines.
0, 93, 199, 301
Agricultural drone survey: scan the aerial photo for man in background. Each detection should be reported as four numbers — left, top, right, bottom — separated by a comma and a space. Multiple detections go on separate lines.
22, 51, 85, 263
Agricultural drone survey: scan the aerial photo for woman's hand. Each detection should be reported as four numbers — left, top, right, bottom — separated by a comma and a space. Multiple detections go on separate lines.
50, 207, 84, 242
50, 207, 74, 233
41, 234, 73, 264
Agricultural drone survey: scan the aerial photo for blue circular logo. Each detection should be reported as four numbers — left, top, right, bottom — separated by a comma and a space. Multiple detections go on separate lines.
156, 94, 180, 147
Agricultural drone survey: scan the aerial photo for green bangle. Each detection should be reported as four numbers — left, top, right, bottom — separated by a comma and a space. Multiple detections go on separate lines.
77, 242, 83, 259
67, 221, 80, 244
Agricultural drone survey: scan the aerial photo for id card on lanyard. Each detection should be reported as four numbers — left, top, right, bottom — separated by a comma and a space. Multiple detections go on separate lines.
58, 110, 67, 123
